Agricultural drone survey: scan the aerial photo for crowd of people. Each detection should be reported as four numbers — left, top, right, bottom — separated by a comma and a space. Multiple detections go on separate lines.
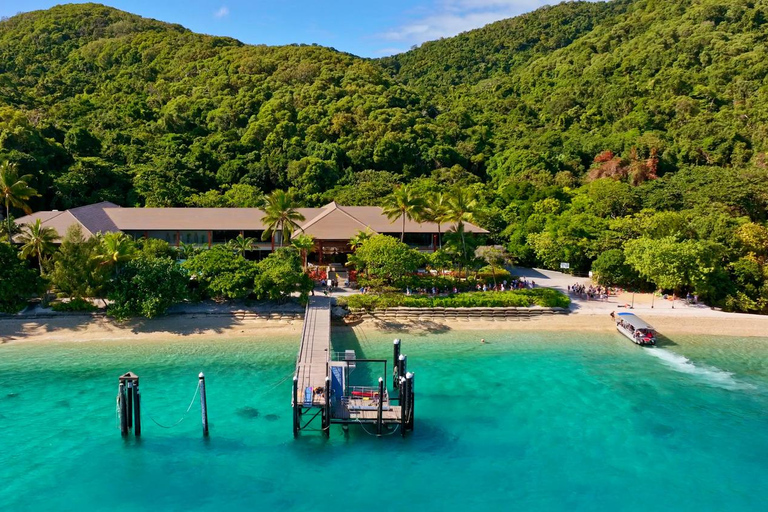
568, 283, 617, 301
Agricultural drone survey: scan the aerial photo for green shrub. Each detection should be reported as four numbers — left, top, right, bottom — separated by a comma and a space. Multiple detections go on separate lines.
108, 257, 188, 320
51, 297, 98, 312
343, 288, 570, 310
0, 242, 43, 313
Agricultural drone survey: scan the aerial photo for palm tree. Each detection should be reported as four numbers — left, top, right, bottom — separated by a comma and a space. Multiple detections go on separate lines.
1, 162, 39, 241
424, 192, 450, 249
92, 232, 136, 269
381, 185, 425, 242
260, 190, 305, 248
228, 234, 256, 257
349, 228, 374, 251
445, 187, 478, 262
291, 233, 315, 271
17, 219, 58, 274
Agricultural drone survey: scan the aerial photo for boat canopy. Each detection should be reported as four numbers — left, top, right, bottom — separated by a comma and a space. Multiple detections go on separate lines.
616, 312, 655, 331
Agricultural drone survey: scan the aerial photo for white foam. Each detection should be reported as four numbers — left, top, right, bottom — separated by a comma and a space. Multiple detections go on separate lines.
645, 348, 756, 391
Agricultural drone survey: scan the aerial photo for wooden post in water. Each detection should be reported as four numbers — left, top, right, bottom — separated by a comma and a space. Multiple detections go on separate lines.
399, 376, 407, 438
118, 381, 128, 437
376, 377, 384, 436
292, 375, 299, 438
397, 354, 407, 391
406, 372, 415, 432
199, 372, 209, 437
133, 381, 141, 437
323, 376, 331, 437
126, 380, 133, 430
392, 339, 401, 389
118, 372, 140, 437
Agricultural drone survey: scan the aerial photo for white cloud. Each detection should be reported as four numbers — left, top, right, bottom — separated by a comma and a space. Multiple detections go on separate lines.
214, 6, 230, 19
378, 0, 561, 45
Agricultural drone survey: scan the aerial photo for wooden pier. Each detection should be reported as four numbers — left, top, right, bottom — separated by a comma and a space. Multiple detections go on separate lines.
292, 296, 415, 437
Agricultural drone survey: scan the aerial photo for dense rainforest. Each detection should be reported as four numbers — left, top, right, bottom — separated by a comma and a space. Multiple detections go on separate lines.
1, 0, 768, 311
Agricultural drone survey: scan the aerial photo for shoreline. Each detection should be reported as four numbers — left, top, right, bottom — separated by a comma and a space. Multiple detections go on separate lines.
3, 306, 768, 344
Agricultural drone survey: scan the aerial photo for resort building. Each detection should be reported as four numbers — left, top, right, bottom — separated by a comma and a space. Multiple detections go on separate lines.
15, 201, 487, 263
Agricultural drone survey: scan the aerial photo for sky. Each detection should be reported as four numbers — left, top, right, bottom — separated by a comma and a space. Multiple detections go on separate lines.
0, 0, 572, 57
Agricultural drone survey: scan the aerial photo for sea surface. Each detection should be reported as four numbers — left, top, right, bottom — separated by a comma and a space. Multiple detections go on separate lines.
1, 327, 768, 511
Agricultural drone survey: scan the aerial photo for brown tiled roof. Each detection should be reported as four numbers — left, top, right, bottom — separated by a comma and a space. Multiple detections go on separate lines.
16, 201, 488, 240
105, 208, 267, 230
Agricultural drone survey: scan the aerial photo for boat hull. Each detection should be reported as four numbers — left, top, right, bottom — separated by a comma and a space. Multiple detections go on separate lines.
616, 324, 656, 346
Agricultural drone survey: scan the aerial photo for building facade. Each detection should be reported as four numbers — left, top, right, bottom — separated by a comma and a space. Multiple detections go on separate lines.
15, 201, 488, 263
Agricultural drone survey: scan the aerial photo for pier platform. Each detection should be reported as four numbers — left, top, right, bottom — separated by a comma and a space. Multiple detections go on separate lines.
292, 297, 415, 437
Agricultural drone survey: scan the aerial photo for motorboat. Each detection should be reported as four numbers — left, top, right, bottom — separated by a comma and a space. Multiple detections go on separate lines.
613, 312, 656, 346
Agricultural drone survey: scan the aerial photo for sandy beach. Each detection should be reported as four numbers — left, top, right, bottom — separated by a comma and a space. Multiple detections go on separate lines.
3, 304, 768, 345
0, 314, 303, 344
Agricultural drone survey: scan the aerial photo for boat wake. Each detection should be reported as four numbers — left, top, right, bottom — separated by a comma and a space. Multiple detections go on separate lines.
644, 348, 756, 391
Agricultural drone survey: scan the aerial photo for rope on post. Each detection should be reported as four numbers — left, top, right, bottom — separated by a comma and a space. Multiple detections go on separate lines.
149, 381, 201, 429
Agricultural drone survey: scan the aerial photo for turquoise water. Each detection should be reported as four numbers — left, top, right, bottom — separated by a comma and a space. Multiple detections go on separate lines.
2, 328, 768, 511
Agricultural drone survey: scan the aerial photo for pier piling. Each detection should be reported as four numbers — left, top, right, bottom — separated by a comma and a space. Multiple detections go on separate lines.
199, 372, 209, 437
405, 372, 415, 432
133, 382, 141, 437
118, 382, 128, 437
117, 372, 140, 437
393, 339, 401, 389
292, 375, 299, 438
126, 380, 133, 430
376, 377, 384, 436
323, 376, 331, 436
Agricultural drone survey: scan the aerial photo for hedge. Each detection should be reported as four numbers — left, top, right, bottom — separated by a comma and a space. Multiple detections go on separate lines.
338, 288, 570, 310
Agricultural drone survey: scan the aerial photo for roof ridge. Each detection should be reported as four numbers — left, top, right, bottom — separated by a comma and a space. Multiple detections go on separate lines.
293, 203, 376, 239
334, 204, 378, 234
297, 202, 342, 233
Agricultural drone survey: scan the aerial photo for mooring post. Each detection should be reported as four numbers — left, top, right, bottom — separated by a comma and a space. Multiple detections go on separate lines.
399, 376, 407, 438
118, 381, 128, 437
133, 382, 141, 437
292, 375, 299, 438
405, 372, 415, 432
376, 377, 384, 436
323, 376, 331, 437
393, 339, 401, 389
398, 354, 407, 390
199, 372, 209, 437
126, 380, 134, 430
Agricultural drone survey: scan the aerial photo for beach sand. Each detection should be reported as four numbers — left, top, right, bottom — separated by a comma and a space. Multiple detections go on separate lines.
0, 314, 302, 344
3, 306, 768, 344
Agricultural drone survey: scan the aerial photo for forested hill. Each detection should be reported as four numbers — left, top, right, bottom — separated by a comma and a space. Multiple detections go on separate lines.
2, 1, 768, 310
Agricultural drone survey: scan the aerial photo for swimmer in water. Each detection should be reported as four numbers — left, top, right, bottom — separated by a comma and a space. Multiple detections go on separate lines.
481, 338, 485, 344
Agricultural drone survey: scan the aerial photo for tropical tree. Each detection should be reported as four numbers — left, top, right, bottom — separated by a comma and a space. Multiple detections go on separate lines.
291, 233, 315, 271
444, 187, 478, 262
382, 184, 425, 242
228, 234, 256, 257
0, 242, 43, 313
50, 224, 102, 299
260, 190, 305, 248
475, 245, 511, 286
92, 232, 136, 269
424, 192, 450, 248
353, 235, 424, 287
1, 161, 39, 241
349, 228, 375, 251
17, 219, 58, 274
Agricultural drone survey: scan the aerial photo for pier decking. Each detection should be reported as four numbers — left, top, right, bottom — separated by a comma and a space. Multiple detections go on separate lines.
294, 296, 331, 407
292, 297, 415, 437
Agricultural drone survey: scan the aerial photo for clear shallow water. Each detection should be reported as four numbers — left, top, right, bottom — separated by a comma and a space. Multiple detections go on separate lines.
1, 329, 768, 511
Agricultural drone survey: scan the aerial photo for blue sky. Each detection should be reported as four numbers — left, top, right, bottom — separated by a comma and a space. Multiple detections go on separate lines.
0, 0, 570, 57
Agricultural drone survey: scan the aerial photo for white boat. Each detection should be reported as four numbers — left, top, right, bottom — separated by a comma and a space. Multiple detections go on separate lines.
613, 312, 656, 346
